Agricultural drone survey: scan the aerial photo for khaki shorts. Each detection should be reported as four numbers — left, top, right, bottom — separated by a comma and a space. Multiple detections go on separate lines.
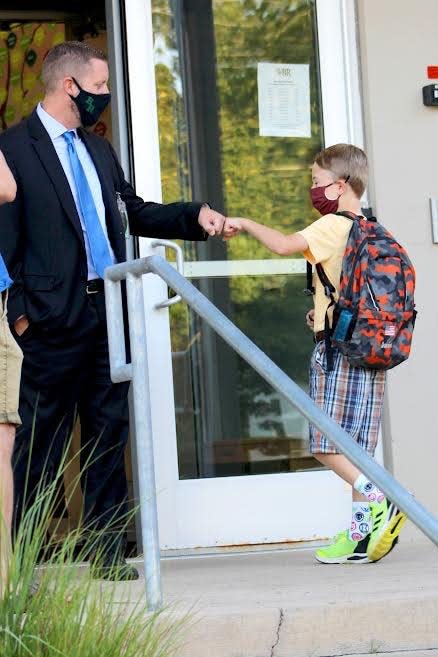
0, 291, 22, 426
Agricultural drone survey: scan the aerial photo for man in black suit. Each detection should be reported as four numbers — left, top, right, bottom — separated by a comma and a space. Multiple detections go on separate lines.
0, 41, 226, 580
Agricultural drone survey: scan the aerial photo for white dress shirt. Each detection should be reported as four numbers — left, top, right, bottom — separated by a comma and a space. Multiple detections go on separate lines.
37, 102, 116, 280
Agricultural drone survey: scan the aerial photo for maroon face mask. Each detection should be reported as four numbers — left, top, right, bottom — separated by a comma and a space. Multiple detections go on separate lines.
309, 183, 339, 216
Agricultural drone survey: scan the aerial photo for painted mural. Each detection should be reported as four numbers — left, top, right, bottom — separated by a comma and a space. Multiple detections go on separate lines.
0, 22, 65, 130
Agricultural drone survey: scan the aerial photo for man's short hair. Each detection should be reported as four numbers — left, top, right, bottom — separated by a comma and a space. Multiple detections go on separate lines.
42, 41, 107, 92
314, 143, 368, 198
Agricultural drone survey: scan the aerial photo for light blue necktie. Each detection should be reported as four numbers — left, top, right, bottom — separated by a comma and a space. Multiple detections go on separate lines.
0, 254, 12, 293
63, 130, 113, 278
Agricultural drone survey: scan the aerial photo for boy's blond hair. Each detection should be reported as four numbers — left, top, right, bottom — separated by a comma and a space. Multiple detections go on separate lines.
314, 143, 368, 199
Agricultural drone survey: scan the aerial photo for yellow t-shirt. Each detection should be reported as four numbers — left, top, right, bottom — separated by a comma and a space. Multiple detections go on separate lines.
297, 214, 353, 332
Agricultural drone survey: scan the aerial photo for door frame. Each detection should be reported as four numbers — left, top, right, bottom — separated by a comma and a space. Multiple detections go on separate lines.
122, 0, 369, 549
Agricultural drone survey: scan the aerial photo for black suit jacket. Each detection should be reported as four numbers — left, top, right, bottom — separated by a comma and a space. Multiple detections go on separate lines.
0, 109, 206, 330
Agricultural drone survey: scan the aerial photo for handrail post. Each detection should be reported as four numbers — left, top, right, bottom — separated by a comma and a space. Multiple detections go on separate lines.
125, 271, 162, 610
105, 262, 162, 610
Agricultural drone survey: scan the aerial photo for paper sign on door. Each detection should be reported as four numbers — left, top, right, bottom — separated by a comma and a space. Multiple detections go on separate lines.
257, 62, 311, 138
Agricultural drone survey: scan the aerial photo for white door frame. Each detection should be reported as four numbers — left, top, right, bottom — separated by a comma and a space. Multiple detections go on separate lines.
122, 0, 370, 549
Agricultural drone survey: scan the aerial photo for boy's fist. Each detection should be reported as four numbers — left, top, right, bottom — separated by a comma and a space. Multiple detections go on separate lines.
222, 217, 243, 240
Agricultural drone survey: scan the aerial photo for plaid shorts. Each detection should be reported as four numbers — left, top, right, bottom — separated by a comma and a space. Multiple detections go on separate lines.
309, 341, 386, 455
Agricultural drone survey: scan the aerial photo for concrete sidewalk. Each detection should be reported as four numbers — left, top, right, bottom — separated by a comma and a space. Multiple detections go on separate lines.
114, 542, 438, 657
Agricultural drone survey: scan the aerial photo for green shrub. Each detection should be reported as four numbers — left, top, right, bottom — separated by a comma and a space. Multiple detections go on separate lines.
0, 454, 187, 657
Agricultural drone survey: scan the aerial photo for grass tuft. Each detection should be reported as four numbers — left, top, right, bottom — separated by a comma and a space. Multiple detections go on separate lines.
0, 446, 188, 657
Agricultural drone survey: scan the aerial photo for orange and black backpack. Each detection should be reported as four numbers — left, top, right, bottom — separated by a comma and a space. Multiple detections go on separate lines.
307, 211, 417, 371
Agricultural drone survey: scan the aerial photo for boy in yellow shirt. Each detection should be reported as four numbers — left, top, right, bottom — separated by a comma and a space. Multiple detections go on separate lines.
224, 144, 405, 563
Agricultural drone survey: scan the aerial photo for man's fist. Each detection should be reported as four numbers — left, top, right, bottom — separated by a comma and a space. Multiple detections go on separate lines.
198, 206, 226, 237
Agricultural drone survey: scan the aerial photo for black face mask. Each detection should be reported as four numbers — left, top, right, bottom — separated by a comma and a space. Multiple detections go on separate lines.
69, 77, 111, 127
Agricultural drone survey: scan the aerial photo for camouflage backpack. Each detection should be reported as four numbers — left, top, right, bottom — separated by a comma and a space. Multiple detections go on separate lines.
313, 211, 416, 370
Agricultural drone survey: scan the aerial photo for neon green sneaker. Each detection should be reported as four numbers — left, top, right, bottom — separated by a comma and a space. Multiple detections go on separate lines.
315, 530, 371, 564
367, 499, 406, 562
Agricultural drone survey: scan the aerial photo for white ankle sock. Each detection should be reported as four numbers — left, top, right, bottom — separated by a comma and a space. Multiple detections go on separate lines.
353, 474, 385, 504
349, 502, 371, 541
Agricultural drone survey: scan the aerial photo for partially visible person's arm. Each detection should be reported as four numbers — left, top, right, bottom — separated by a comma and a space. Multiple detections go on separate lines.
224, 217, 308, 256
0, 147, 26, 327
0, 150, 16, 204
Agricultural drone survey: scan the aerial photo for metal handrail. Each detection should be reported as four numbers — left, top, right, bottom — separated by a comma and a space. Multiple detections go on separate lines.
105, 254, 438, 611
150, 239, 184, 308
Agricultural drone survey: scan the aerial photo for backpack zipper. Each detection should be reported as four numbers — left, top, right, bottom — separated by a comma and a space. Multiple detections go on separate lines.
366, 279, 380, 311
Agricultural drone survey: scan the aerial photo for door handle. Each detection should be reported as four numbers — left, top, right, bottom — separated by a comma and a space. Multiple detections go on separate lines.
150, 240, 184, 308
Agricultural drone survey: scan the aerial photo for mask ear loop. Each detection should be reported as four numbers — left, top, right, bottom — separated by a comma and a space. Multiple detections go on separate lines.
327, 174, 350, 199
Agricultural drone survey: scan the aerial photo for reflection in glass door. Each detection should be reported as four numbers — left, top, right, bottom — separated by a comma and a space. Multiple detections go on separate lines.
146, 0, 363, 548
154, 0, 324, 476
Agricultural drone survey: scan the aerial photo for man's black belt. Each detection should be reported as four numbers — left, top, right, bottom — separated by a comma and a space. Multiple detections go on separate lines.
86, 279, 104, 294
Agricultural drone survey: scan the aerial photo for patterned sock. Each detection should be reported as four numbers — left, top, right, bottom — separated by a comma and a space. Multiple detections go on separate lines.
353, 473, 385, 504
349, 502, 372, 541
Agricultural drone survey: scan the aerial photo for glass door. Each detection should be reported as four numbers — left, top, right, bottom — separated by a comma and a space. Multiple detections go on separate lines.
124, 0, 366, 549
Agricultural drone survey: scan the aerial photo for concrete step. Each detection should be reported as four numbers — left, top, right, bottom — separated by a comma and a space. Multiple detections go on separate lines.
355, 653, 438, 657
115, 540, 438, 657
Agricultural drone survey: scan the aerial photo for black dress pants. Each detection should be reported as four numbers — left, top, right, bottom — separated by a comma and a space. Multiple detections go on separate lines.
13, 289, 130, 551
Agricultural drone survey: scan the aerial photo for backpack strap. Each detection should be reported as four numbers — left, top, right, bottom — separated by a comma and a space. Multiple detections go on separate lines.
336, 210, 358, 221
314, 264, 337, 371
336, 210, 378, 223
315, 263, 336, 300
303, 262, 335, 368
303, 261, 314, 296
